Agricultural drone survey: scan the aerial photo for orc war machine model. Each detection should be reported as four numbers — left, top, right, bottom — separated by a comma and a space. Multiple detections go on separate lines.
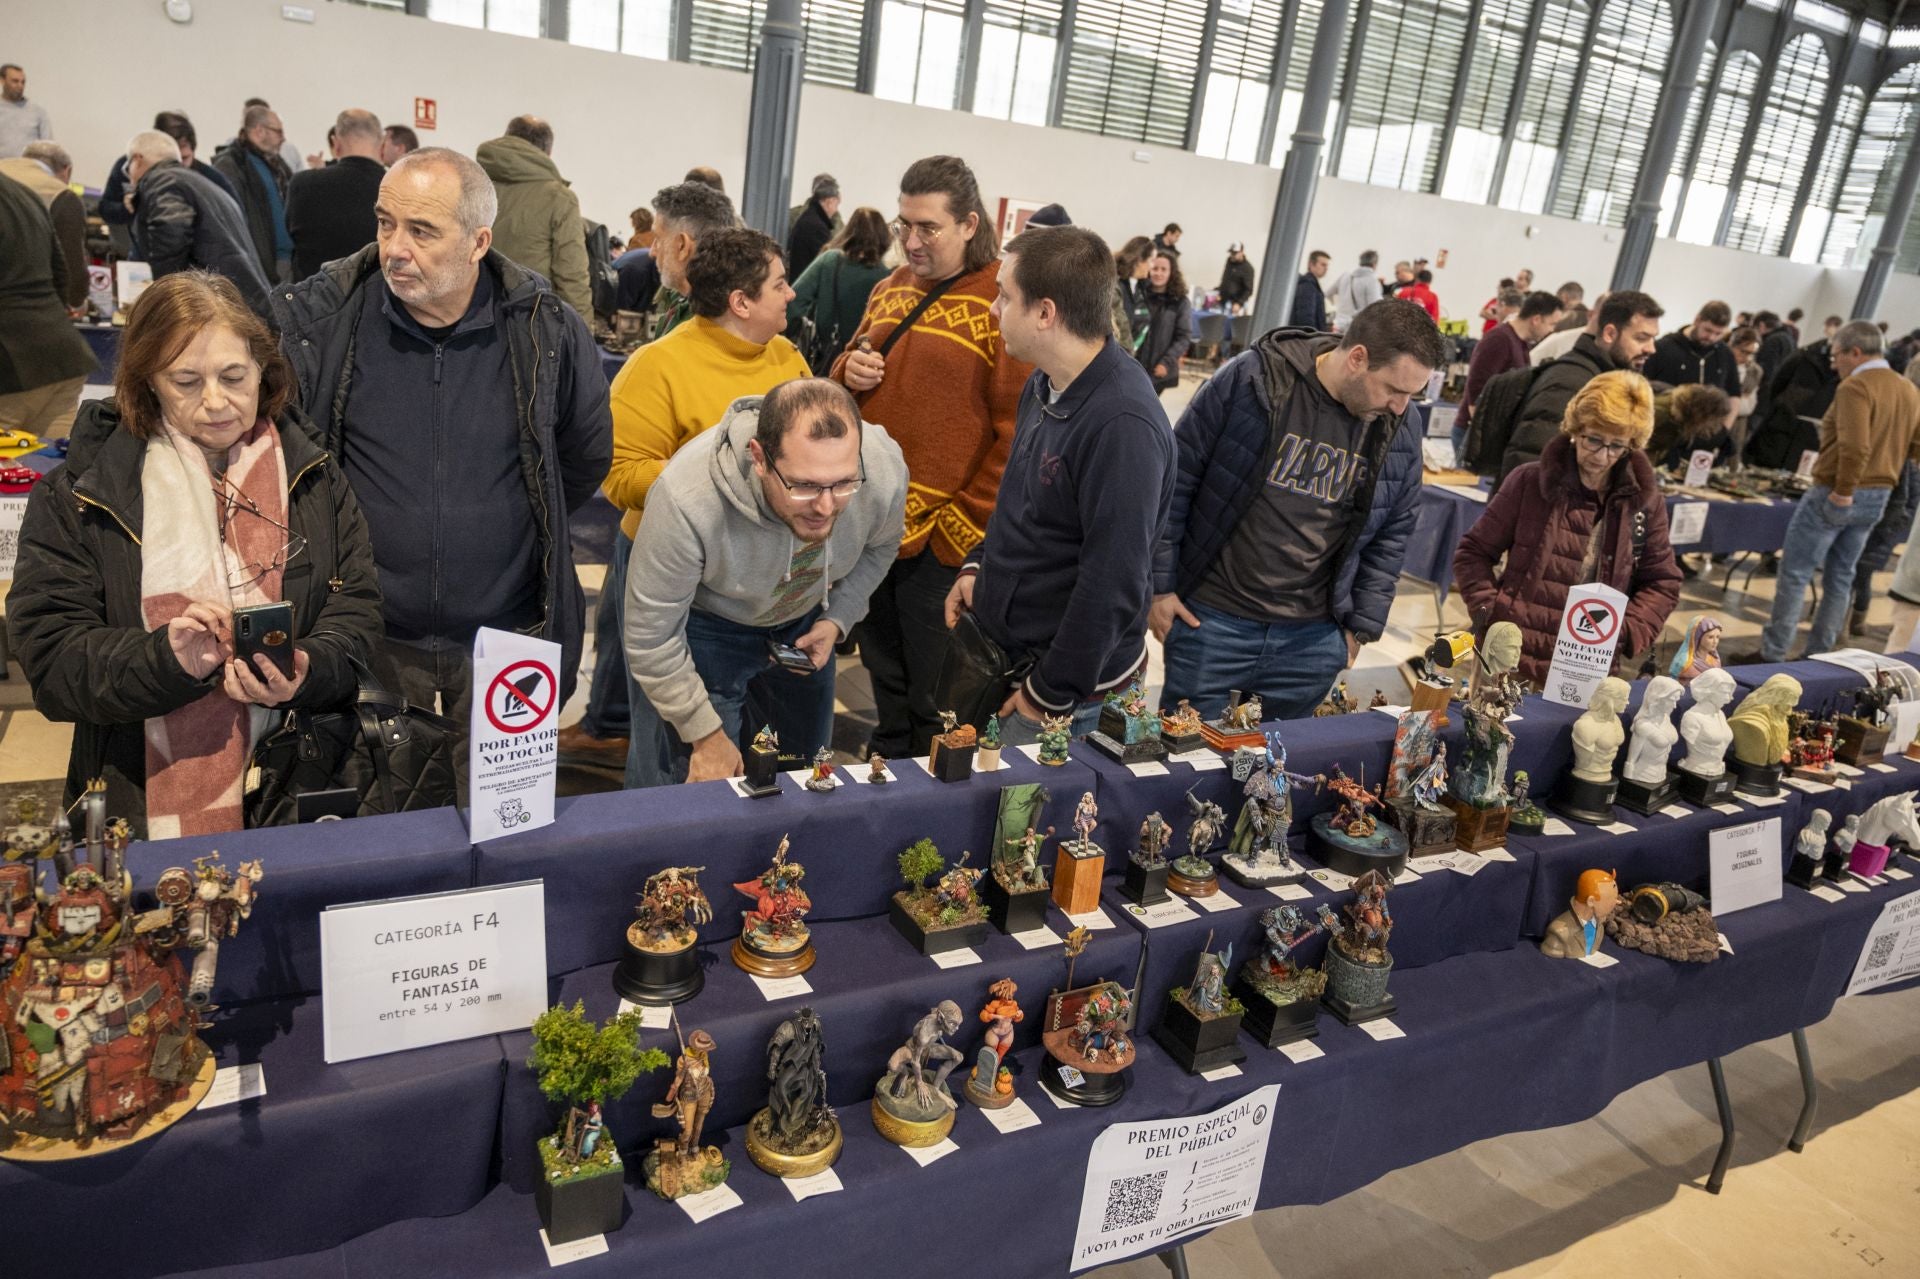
614, 865, 711, 1005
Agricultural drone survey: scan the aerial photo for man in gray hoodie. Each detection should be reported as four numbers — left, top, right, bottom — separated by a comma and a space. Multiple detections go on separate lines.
624, 378, 908, 787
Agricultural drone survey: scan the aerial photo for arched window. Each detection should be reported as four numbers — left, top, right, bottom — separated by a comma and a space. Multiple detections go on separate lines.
1792, 84, 1864, 263
1674, 49, 1759, 245
1336, 0, 1474, 191
1440, 0, 1529, 203
1197, 0, 1287, 161
1496, 0, 1587, 212
1824, 64, 1920, 268
1550, 0, 1672, 226
1058, 0, 1210, 144
1725, 34, 1829, 254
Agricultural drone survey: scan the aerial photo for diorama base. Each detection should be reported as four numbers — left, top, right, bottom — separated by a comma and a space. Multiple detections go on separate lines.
1152, 1000, 1247, 1074
642, 1143, 729, 1201
870, 1096, 956, 1147
731, 933, 816, 977
1123, 858, 1171, 905
1166, 864, 1219, 897
740, 747, 782, 798
1553, 775, 1619, 826
927, 738, 976, 783
1162, 726, 1205, 754
535, 1153, 626, 1246
1441, 795, 1510, 853
1382, 797, 1457, 856
1615, 774, 1677, 816
1221, 851, 1308, 888
1836, 717, 1889, 766
983, 875, 1053, 933
1508, 807, 1547, 837
1791, 764, 1841, 784
887, 895, 989, 956
1323, 989, 1398, 1025
1200, 721, 1265, 753
1052, 843, 1107, 915
1732, 758, 1784, 797
1675, 767, 1737, 806
965, 1047, 1016, 1109
1087, 731, 1167, 765
1322, 945, 1395, 1024
1235, 979, 1322, 1047
1038, 1053, 1129, 1107
611, 934, 704, 1005
1850, 840, 1892, 879
0, 1051, 216, 1162
745, 1110, 843, 1178
1309, 813, 1410, 880
1786, 853, 1821, 890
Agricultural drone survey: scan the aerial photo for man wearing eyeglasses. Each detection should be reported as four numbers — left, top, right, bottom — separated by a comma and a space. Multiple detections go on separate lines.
211, 104, 294, 285
624, 378, 907, 787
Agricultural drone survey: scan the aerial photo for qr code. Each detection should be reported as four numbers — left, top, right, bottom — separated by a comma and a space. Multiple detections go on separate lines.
1865, 933, 1897, 972
1101, 1170, 1167, 1232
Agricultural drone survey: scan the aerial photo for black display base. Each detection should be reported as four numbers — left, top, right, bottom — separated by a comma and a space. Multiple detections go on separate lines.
1508, 808, 1546, 837
1152, 1000, 1247, 1075
1088, 726, 1168, 765
1162, 727, 1205, 755
1675, 767, 1737, 806
1038, 1053, 1129, 1107
611, 938, 704, 1006
1235, 980, 1321, 1048
1786, 853, 1820, 890
1553, 775, 1619, 826
1308, 814, 1410, 880
888, 896, 990, 956
1732, 758, 1784, 796
1323, 989, 1397, 1026
535, 1157, 626, 1246
982, 875, 1052, 934
740, 746, 783, 798
1123, 858, 1170, 905
1821, 851, 1849, 883
1615, 774, 1677, 816
928, 740, 976, 783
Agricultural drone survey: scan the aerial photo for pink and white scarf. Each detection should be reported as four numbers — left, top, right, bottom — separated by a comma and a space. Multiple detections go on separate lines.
140, 416, 287, 838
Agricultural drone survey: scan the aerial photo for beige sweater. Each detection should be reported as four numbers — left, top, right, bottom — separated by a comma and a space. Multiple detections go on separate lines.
1813, 366, 1920, 496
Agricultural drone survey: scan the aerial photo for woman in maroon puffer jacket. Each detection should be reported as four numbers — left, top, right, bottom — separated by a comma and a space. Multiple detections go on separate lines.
1454, 370, 1684, 687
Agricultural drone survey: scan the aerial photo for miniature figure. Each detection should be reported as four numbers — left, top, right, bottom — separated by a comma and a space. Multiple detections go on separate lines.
1555, 676, 1629, 824
1168, 789, 1227, 896
1445, 621, 1526, 851
976, 716, 1004, 770
803, 746, 837, 792
1828, 814, 1861, 883
1786, 810, 1832, 890
1617, 676, 1684, 814
1668, 615, 1724, 686
1539, 869, 1620, 959
928, 709, 978, 782
1311, 763, 1411, 879
1153, 932, 1246, 1074
1161, 699, 1206, 753
1224, 695, 1264, 731
1845, 792, 1920, 879
1787, 710, 1840, 781
1607, 882, 1719, 963
1508, 770, 1547, 836
1837, 668, 1902, 763
742, 724, 786, 797
1223, 731, 1324, 887
966, 977, 1023, 1108
645, 1025, 730, 1199
890, 838, 989, 955
1728, 673, 1803, 795
1382, 708, 1456, 853
731, 834, 816, 976
1674, 667, 1738, 804
872, 1000, 965, 1146
986, 782, 1054, 932
746, 1006, 842, 1177
1370, 690, 1390, 709
998, 825, 1052, 893
1411, 744, 1449, 808
1125, 811, 1174, 904
1037, 713, 1074, 765
1090, 678, 1169, 763
1053, 790, 1106, 915
1316, 682, 1356, 717
528, 1001, 670, 1242
1234, 905, 1329, 1046
1316, 869, 1396, 1024
615, 865, 713, 1004
868, 752, 891, 784
1038, 927, 1136, 1106
1201, 689, 1267, 751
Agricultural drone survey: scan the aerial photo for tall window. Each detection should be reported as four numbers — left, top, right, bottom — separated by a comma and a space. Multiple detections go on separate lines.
1724, 34, 1828, 254
1269, 0, 1349, 171
1335, 0, 1472, 192
974, 0, 1063, 124
1196, 0, 1285, 162
1549, 0, 1671, 227
1659, 38, 1714, 234
874, 0, 967, 106
1794, 85, 1864, 263
569, 0, 673, 59
1440, 0, 1527, 203
681, 0, 867, 83
1824, 64, 1920, 268
1058, 0, 1210, 146
1496, 0, 1585, 212
1674, 50, 1759, 245
426, 0, 540, 35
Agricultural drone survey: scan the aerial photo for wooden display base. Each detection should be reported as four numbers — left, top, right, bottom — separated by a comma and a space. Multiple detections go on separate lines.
611, 932, 704, 1005
1166, 864, 1218, 897
1200, 721, 1265, 753
1052, 843, 1106, 915
732, 933, 816, 977
745, 1109, 843, 1177
1123, 858, 1170, 905
1836, 716, 1889, 766
1151, 1000, 1247, 1075
870, 1096, 956, 1147
0, 1052, 216, 1162
1441, 795, 1509, 853
1409, 680, 1453, 717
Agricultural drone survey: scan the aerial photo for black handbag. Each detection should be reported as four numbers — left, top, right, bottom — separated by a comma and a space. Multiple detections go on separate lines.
245, 660, 460, 826
932, 609, 1034, 731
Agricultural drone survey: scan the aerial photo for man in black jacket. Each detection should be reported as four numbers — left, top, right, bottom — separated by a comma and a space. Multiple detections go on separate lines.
1642, 299, 1740, 396
1218, 241, 1260, 353
1284, 249, 1325, 333
212, 103, 294, 283
0, 170, 96, 435
1495, 290, 1662, 484
287, 108, 386, 280
271, 148, 611, 770
125, 130, 272, 318
785, 174, 839, 280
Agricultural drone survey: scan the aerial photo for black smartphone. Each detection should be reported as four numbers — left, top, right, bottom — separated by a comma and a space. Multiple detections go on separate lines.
767, 638, 816, 675
233, 601, 296, 681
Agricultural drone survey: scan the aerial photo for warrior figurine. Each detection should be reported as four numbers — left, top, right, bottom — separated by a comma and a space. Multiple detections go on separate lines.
999, 825, 1052, 891
764, 1007, 830, 1148
1073, 983, 1133, 1064
1137, 812, 1171, 868
662, 1029, 718, 1156
1186, 944, 1232, 1017
804, 747, 837, 792
868, 753, 890, 784
1251, 905, 1323, 985
632, 866, 712, 950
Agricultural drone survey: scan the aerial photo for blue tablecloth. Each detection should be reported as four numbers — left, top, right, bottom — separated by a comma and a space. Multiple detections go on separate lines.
77, 322, 118, 385
599, 345, 628, 385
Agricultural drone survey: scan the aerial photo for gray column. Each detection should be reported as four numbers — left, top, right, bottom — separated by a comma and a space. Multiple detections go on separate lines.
957, 0, 986, 113
741, 0, 805, 237
1184, 0, 1225, 152
1779, 26, 1858, 258
543, 0, 569, 41
1853, 116, 1920, 319
1253, 0, 1351, 335
1609, 0, 1726, 292
1254, 0, 1298, 166
1048, 0, 1079, 127
1324, 0, 1369, 176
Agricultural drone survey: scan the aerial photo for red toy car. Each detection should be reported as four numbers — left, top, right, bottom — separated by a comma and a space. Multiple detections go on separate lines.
0, 467, 40, 494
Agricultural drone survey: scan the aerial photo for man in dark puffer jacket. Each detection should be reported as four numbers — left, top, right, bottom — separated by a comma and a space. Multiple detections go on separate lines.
1494, 290, 1662, 486
1150, 299, 1444, 720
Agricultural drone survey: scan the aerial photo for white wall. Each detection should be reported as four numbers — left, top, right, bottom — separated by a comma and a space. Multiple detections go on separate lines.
9, 0, 1912, 328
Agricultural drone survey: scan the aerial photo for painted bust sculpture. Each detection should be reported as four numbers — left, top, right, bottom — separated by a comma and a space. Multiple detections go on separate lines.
1540, 869, 1621, 959
1728, 674, 1803, 770
1668, 615, 1723, 686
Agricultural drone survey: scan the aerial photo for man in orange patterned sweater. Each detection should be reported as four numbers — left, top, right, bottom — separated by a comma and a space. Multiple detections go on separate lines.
831, 155, 1034, 755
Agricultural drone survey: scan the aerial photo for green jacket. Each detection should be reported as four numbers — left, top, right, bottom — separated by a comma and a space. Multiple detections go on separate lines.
475, 136, 592, 320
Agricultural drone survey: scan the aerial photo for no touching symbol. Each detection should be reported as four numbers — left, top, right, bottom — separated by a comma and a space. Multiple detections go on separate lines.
1566, 599, 1619, 646
485, 660, 555, 734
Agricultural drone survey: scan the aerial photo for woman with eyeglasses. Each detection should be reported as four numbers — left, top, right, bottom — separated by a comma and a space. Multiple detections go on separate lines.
8, 271, 381, 837
1453, 370, 1683, 687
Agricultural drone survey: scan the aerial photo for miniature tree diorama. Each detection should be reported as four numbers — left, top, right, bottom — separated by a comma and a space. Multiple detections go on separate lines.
888, 836, 989, 955
528, 1001, 669, 1244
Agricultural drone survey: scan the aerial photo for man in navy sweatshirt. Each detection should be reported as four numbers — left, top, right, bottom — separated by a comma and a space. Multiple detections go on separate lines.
944, 226, 1176, 742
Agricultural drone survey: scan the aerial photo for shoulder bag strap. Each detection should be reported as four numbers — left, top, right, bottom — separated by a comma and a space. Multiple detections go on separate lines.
877, 271, 965, 359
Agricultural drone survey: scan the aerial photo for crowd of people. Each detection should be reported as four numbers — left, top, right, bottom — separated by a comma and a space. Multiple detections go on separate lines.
1, 64, 1918, 840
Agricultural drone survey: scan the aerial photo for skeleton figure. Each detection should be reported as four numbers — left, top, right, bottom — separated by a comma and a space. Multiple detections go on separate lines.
881, 1001, 965, 1111
764, 1007, 829, 1147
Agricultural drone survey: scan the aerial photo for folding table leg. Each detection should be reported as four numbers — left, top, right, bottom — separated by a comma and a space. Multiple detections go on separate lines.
1156, 1244, 1191, 1279
1789, 1027, 1818, 1153
1705, 1056, 1734, 1194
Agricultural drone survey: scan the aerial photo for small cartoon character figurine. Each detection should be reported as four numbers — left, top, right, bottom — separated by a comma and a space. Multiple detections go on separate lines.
868, 752, 891, 784
966, 977, 1023, 1108
1787, 711, 1839, 780
529, 1001, 670, 1241
1539, 869, 1620, 959
746, 1006, 841, 1177
1668, 615, 1724, 686
616, 865, 714, 1004
872, 1001, 966, 1146
645, 1026, 730, 1200
731, 835, 816, 975
1316, 869, 1398, 1023
1037, 714, 1074, 765
804, 746, 837, 793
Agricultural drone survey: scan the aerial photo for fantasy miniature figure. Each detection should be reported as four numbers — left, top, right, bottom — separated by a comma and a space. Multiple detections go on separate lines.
1838, 668, 1902, 763
1224, 694, 1264, 731
1330, 771, 1386, 837
1311, 763, 1410, 878
1370, 690, 1390, 709
1037, 713, 1074, 765
976, 716, 1004, 770
1444, 621, 1527, 852
890, 838, 989, 955
1234, 905, 1329, 1046
1845, 792, 1920, 879
1606, 882, 1719, 963
868, 752, 892, 784
1674, 667, 1738, 805
928, 709, 978, 782
731, 835, 815, 976
872, 1000, 965, 1146
1617, 676, 1685, 814
1125, 810, 1174, 905
746, 1006, 842, 1177
1383, 708, 1455, 854
1201, 690, 1266, 751
1161, 699, 1206, 753
1728, 673, 1803, 795
742, 724, 786, 797
1787, 711, 1840, 782
1155, 932, 1246, 1074
1786, 810, 1833, 890
1316, 869, 1396, 1024
1223, 730, 1324, 887
1555, 676, 1629, 824
966, 977, 1023, 1108
1053, 790, 1106, 915
804, 746, 838, 792
0, 784, 264, 1159
1169, 788, 1227, 896
1539, 869, 1620, 959
986, 782, 1055, 931
1316, 682, 1356, 717
1668, 615, 1724, 686
1411, 744, 1450, 808
1038, 927, 1136, 1106
615, 865, 713, 1004
645, 1025, 730, 1199
1090, 678, 1169, 764
528, 1001, 669, 1243
1507, 771, 1547, 836
998, 825, 1052, 894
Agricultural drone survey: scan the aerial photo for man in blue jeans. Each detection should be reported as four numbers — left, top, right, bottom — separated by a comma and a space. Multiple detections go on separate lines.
1761, 320, 1920, 661
1151, 299, 1445, 721
624, 379, 907, 786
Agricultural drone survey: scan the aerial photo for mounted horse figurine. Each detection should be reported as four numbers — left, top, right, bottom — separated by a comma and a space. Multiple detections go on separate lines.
1849, 793, 1920, 879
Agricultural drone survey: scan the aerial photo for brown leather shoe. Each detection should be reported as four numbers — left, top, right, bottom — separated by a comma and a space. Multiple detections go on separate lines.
557, 723, 629, 766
